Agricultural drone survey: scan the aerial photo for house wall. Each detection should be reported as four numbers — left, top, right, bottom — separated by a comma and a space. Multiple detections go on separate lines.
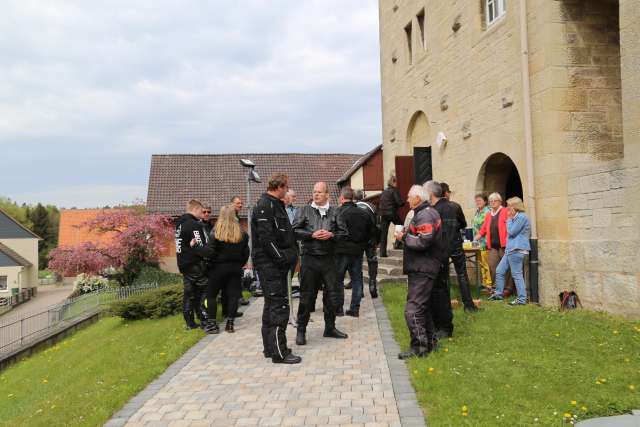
379, 0, 639, 316
0, 239, 38, 288
0, 266, 23, 295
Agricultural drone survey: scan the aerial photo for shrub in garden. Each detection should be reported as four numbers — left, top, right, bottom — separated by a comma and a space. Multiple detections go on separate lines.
72, 273, 110, 297
132, 265, 182, 287
109, 284, 183, 320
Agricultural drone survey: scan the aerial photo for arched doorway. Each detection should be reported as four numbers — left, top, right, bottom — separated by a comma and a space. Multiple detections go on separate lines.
476, 153, 523, 201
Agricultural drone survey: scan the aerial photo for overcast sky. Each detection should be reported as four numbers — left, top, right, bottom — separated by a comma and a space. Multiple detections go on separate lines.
1, 1, 381, 208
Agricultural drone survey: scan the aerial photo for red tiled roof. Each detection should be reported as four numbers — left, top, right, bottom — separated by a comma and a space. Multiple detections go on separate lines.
58, 209, 123, 248
146, 153, 363, 217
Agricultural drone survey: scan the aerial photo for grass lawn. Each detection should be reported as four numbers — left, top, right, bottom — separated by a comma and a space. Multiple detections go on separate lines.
381, 282, 640, 426
0, 314, 204, 427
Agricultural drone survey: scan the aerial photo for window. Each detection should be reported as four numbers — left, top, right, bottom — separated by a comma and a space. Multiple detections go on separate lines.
404, 21, 413, 64
0, 276, 7, 291
485, 0, 506, 26
416, 9, 426, 49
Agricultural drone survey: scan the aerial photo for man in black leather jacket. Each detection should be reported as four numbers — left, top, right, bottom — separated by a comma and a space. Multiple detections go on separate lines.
175, 199, 214, 330
251, 174, 301, 364
354, 190, 380, 298
436, 183, 478, 316
335, 187, 376, 317
292, 182, 349, 346
378, 175, 405, 257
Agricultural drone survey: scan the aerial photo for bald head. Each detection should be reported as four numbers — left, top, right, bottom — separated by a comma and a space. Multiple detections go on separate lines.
312, 182, 329, 205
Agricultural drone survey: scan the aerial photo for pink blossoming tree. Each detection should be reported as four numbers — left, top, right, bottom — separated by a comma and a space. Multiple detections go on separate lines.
48, 209, 173, 286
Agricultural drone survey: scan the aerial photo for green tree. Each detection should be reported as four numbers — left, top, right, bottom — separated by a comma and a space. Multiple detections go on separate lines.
0, 197, 32, 229
29, 204, 53, 269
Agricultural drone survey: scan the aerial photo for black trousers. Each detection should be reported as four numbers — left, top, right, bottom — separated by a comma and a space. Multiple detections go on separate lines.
364, 244, 378, 286
182, 271, 207, 326
379, 214, 399, 256
255, 260, 290, 359
207, 262, 242, 320
449, 245, 475, 308
405, 273, 437, 351
296, 254, 337, 331
431, 264, 454, 335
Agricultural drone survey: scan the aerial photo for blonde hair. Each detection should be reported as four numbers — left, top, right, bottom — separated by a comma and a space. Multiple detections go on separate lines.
214, 205, 243, 243
186, 199, 203, 211
506, 197, 525, 212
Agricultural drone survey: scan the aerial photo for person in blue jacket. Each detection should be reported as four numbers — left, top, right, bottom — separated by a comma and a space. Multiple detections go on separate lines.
489, 197, 531, 305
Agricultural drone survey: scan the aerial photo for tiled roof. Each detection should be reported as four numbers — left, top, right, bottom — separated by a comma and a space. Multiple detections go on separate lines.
0, 242, 32, 267
0, 209, 40, 239
58, 209, 122, 248
337, 144, 383, 184
146, 153, 363, 217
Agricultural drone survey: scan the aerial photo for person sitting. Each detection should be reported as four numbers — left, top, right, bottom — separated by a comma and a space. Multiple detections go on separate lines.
489, 197, 531, 305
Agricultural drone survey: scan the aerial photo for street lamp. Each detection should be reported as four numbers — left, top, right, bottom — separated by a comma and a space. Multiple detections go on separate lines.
240, 159, 261, 292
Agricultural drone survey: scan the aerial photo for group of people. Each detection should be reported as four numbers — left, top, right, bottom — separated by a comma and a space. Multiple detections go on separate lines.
397, 180, 531, 359
175, 171, 531, 364
251, 175, 379, 364
175, 197, 250, 335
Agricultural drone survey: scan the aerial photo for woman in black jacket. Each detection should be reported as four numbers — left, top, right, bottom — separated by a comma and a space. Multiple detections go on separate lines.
205, 205, 250, 333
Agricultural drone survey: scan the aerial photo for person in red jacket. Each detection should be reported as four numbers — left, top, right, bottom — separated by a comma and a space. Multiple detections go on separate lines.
475, 192, 514, 295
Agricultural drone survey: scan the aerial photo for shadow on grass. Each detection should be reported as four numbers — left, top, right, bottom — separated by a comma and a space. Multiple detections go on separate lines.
381, 283, 640, 426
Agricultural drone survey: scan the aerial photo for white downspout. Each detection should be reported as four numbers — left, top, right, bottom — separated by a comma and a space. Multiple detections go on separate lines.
519, 0, 537, 238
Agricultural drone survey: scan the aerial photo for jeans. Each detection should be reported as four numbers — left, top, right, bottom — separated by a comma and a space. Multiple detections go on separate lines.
495, 251, 527, 302
336, 253, 364, 312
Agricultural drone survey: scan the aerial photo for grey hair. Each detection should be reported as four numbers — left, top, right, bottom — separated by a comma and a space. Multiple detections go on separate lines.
408, 184, 428, 201
387, 175, 397, 187
488, 192, 502, 202
423, 180, 442, 199
340, 186, 355, 200
354, 189, 365, 201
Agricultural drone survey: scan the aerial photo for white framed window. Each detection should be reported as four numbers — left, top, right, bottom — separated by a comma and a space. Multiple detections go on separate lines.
0, 276, 7, 291
485, 0, 506, 26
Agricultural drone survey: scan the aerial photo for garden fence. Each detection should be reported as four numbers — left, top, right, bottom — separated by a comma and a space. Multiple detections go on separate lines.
0, 283, 160, 355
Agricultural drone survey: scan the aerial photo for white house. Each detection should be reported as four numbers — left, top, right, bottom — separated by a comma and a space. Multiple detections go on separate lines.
0, 209, 39, 303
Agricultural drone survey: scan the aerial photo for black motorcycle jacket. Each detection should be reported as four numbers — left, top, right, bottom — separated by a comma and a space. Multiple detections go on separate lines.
292, 204, 345, 256
250, 193, 297, 267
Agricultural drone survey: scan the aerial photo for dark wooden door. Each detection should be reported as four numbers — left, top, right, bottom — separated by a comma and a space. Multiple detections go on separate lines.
413, 147, 432, 185
394, 155, 414, 222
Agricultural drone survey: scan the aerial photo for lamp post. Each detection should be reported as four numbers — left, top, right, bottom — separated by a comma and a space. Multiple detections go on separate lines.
239, 159, 261, 265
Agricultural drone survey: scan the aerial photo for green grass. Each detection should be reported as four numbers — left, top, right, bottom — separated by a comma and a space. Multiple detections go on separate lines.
0, 315, 204, 427
381, 283, 640, 426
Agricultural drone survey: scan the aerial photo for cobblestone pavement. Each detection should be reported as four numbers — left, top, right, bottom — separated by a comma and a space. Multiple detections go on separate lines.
107, 290, 425, 427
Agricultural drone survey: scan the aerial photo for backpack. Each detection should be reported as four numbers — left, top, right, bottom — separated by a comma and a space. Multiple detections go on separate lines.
559, 291, 582, 310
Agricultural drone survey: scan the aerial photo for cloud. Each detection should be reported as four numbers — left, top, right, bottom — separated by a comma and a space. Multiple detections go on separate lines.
0, 0, 381, 207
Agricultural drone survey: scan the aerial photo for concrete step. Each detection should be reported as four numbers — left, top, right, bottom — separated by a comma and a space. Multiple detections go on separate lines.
376, 255, 403, 267
364, 273, 407, 285
363, 263, 404, 277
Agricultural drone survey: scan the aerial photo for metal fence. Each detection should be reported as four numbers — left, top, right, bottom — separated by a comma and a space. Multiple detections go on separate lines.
0, 283, 160, 355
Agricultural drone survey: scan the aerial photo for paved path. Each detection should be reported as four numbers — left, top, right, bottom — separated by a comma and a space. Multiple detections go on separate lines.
0, 284, 73, 324
107, 290, 426, 427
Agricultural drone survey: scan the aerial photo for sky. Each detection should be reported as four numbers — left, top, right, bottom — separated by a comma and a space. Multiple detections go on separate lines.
1, 1, 382, 208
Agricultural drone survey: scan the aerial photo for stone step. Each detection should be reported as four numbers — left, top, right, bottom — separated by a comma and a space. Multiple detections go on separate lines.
376, 255, 403, 267
364, 273, 407, 285
362, 263, 404, 277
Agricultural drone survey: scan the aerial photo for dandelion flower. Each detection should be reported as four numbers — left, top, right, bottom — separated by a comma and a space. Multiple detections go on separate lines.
600, 378, 607, 383
8, 394, 14, 398
444, 348, 449, 352
581, 406, 588, 411
570, 400, 577, 405
413, 370, 418, 374
462, 405, 468, 412
428, 367, 435, 373
42, 379, 48, 384
462, 412, 468, 417
595, 380, 602, 385
625, 358, 630, 363
613, 330, 619, 335
564, 413, 572, 418
629, 385, 636, 391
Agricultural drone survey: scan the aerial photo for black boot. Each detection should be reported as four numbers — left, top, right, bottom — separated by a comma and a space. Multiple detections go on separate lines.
323, 327, 348, 339
225, 318, 235, 333
272, 353, 302, 364
296, 329, 306, 345
398, 346, 429, 359
203, 319, 220, 334
345, 308, 359, 317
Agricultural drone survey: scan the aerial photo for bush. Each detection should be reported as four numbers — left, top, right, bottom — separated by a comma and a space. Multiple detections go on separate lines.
73, 273, 110, 295
132, 265, 182, 287
109, 284, 183, 320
